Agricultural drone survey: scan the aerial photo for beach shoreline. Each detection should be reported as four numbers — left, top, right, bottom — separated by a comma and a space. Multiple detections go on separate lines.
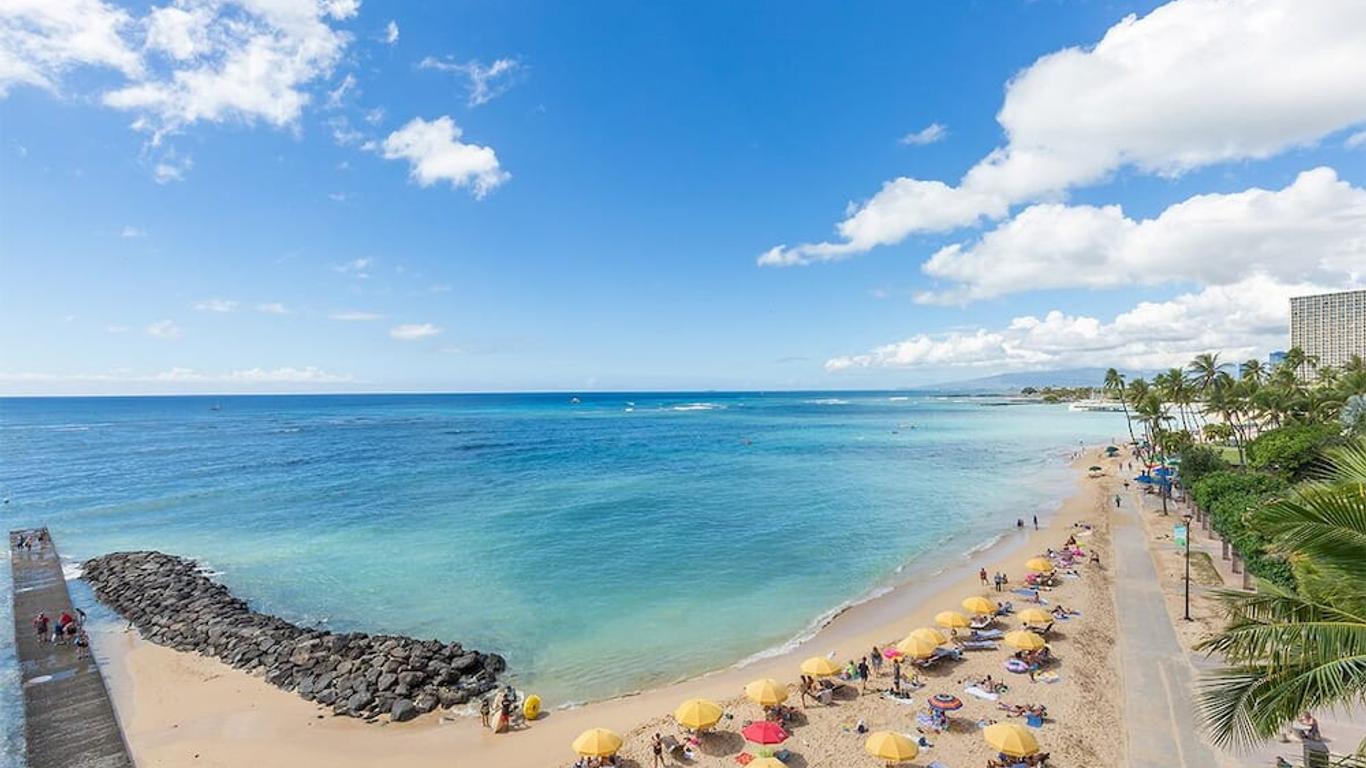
90, 444, 1127, 768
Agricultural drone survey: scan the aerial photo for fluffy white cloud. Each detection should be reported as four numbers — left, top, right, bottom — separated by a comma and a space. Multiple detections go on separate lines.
419, 55, 521, 107
383, 19, 397, 45
1347, 131, 1366, 150
0, 0, 142, 95
332, 257, 370, 277
379, 116, 507, 198
146, 319, 183, 339
2, 0, 356, 155
389, 322, 440, 340
918, 167, 1366, 303
193, 298, 237, 312
763, 0, 1366, 266
826, 275, 1335, 373
329, 310, 381, 321
152, 150, 192, 183
899, 123, 947, 146
120, 225, 144, 237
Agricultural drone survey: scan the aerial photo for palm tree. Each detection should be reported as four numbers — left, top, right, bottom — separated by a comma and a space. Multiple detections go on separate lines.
1197, 440, 1366, 753
1104, 368, 1138, 447
1241, 359, 1267, 385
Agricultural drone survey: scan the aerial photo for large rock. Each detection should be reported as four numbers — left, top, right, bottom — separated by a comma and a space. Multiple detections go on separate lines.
390, 698, 418, 723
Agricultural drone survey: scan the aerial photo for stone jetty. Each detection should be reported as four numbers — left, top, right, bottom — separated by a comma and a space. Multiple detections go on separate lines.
82, 551, 505, 722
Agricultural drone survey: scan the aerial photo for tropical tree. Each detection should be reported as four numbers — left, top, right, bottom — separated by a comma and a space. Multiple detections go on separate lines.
1197, 440, 1366, 753
1105, 367, 1138, 448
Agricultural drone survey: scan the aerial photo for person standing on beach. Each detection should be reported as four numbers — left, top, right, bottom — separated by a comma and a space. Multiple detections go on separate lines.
892, 659, 903, 693
857, 658, 871, 692
979, 567, 988, 586
870, 647, 883, 676
651, 733, 665, 767
993, 572, 1002, 592
1032, 515, 1038, 530
33, 612, 49, 642
1115, 494, 1122, 508
478, 696, 491, 728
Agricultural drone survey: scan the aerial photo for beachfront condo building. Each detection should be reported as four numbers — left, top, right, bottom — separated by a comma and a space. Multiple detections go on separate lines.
1289, 289, 1366, 377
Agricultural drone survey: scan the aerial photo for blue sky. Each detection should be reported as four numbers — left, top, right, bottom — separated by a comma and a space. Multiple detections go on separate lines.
1, 0, 1363, 394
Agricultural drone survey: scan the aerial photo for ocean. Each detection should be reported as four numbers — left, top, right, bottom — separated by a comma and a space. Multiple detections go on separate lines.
0, 391, 1123, 758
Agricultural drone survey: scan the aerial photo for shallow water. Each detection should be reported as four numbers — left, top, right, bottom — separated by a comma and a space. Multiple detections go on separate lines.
0, 391, 1122, 741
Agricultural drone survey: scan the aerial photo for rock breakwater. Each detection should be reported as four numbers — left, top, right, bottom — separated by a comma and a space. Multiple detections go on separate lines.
82, 551, 505, 722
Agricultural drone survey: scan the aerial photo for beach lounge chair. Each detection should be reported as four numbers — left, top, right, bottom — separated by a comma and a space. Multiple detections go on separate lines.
970, 628, 1004, 640
1027, 621, 1055, 638
961, 640, 998, 651
970, 615, 995, 630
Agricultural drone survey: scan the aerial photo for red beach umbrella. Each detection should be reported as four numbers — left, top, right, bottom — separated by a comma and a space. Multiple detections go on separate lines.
741, 721, 789, 745
928, 693, 964, 711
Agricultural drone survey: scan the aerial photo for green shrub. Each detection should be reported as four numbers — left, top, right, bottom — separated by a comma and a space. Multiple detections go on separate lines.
1179, 445, 1229, 486
1246, 423, 1343, 480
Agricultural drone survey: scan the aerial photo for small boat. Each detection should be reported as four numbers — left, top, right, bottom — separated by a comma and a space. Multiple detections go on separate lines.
569, 396, 581, 405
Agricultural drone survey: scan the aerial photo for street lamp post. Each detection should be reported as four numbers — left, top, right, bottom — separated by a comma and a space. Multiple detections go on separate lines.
1182, 512, 1194, 621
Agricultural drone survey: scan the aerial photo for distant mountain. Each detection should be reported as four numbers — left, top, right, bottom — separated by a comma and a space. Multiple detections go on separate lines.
923, 368, 1156, 394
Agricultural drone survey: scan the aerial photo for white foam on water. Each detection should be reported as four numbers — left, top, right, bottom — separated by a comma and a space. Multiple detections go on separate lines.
670, 403, 724, 412
732, 583, 897, 669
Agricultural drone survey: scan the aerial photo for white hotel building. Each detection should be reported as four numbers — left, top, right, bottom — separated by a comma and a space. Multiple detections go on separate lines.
1289, 289, 1366, 375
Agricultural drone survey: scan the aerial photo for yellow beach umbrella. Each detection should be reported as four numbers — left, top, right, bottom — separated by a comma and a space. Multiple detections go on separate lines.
983, 722, 1039, 757
1017, 607, 1051, 625
800, 656, 842, 677
962, 596, 995, 615
744, 678, 788, 707
865, 730, 919, 763
673, 698, 723, 731
908, 627, 947, 646
747, 759, 786, 768
1004, 630, 1047, 651
572, 728, 623, 757
935, 610, 970, 629
895, 632, 939, 659
1025, 557, 1054, 573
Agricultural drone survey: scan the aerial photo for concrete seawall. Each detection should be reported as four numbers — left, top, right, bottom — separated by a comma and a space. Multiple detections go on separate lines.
9, 528, 133, 768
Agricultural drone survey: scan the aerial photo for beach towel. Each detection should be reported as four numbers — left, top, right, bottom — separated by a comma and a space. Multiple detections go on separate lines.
1026, 713, 1044, 728
961, 641, 998, 651
964, 685, 999, 701
915, 713, 939, 731
1035, 671, 1062, 684
881, 692, 916, 706
736, 753, 754, 765
970, 629, 1004, 639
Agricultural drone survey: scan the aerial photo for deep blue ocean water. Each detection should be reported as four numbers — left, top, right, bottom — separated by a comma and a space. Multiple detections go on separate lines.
0, 392, 1123, 760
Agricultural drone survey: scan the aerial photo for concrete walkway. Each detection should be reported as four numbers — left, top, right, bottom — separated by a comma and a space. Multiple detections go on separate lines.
1111, 499, 1220, 768
9, 528, 133, 768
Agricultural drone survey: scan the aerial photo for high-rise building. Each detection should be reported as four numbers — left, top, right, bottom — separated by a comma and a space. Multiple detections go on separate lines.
1289, 289, 1366, 375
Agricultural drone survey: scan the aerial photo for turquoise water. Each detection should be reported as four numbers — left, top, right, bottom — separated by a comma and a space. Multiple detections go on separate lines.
0, 392, 1122, 756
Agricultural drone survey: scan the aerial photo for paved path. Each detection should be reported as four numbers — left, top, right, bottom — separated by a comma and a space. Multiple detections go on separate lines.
1111, 500, 1220, 768
10, 528, 133, 768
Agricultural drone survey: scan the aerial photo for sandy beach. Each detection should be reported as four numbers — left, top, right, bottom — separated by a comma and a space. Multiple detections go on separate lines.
91, 446, 1129, 768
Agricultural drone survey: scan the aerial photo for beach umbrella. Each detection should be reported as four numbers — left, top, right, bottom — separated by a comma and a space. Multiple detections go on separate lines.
928, 693, 964, 711
799, 656, 841, 677
865, 731, 919, 763
909, 627, 948, 645
962, 596, 995, 615
744, 678, 788, 707
935, 610, 970, 629
747, 759, 787, 768
673, 698, 723, 731
571, 728, 623, 757
895, 633, 939, 659
741, 721, 789, 745
1004, 630, 1047, 651
1025, 557, 1054, 573
1017, 607, 1051, 625
983, 722, 1039, 757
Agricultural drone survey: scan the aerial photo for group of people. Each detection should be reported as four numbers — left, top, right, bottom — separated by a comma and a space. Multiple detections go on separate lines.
983, 570, 1012, 592
13, 529, 48, 554
997, 701, 1048, 719
987, 750, 1052, 767
477, 685, 522, 734
31, 609, 89, 657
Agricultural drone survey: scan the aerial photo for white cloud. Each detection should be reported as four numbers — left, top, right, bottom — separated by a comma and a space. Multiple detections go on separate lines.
827, 275, 1332, 373
418, 55, 522, 107
146, 319, 183, 339
363, 106, 384, 125
379, 116, 508, 198
325, 73, 357, 109
899, 123, 947, 146
256, 302, 289, 314
383, 20, 398, 45
333, 257, 371, 277
329, 310, 381, 321
389, 322, 440, 340
120, 225, 143, 238
193, 298, 237, 312
0, 0, 142, 95
917, 167, 1366, 303
1347, 131, 1366, 150
762, 0, 1366, 266
152, 151, 192, 183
